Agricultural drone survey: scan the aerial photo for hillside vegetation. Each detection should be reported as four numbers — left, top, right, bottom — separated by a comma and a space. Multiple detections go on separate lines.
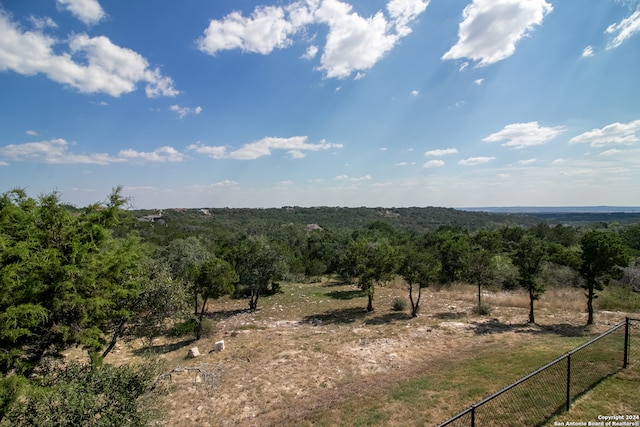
1, 189, 639, 426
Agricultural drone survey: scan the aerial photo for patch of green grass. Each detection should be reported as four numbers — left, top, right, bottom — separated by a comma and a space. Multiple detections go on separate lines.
303, 335, 589, 426
597, 286, 640, 312
545, 362, 640, 426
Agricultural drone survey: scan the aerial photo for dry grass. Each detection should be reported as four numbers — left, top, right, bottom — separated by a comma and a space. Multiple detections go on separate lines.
101, 280, 638, 427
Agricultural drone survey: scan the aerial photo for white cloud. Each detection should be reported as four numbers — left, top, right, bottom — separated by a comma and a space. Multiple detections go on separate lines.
380, 147, 388, 151
302, 45, 319, 59
197, 0, 429, 79
518, 158, 537, 165
606, 6, 640, 49
25, 130, 39, 136
599, 148, 623, 156
213, 180, 239, 187
410, 89, 419, 96
56, 0, 105, 25
188, 136, 343, 160
231, 136, 342, 160
425, 148, 458, 156
198, 5, 306, 55
117, 146, 184, 163
442, 0, 553, 66
482, 121, 565, 149
458, 156, 495, 166
28, 15, 58, 30
170, 104, 203, 119
0, 12, 177, 97
423, 159, 444, 168
582, 45, 594, 57
186, 142, 228, 159
474, 78, 484, 85
335, 174, 372, 181
569, 119, 640, 147
0, 138, 124, 165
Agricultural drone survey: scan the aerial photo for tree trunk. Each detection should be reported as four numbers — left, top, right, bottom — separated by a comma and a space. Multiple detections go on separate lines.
477, 283, 482, 313
101, 319, 126, 359
528, 286, 535, 324
367, 293, 374, 312
587, 280, 595, 325
412, 286, 422, 318
196, 297, 208, 340
409, 283, 417, 317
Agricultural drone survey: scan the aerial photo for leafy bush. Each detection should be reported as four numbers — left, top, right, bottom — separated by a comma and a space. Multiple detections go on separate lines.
1, 361, 163, 427
170, 319, 198, 337
392, 297, 407, 312
472, 303, 493, 316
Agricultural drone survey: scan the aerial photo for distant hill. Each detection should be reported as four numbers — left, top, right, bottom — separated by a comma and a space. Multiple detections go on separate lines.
461, 207, 640, 226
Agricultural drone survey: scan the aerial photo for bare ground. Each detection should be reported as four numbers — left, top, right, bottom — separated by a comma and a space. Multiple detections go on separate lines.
103, 281, 634, 427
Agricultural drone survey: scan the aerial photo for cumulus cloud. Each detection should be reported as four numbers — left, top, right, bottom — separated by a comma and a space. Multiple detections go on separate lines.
458, 156, 495, 166
187, 142, 228, 159
569, 119, 640, 147
302, 45, 319, 59
0, 138, 124, 165
0, 12, 178, 97
0, 138, 185, 164
170, 104, 203, 119
410, 89, 419, 96
197, 0, 429, 79
188, 136, 343, 160
25, 130, 39, 136
482, 121, 565, 149
423, 159, 444, 168
213, 180, 239, 187
118, 146, 184, 162
606, 6, 640, 49
56, 0, 106, 25
425, 148, 458, 156
442, 0, 553, 66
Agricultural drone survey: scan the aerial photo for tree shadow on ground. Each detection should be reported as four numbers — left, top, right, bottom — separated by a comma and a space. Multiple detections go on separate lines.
206, 308, 248, 321
133, 338, 196, 356
435, 311, 468, 320
470, 318, 588, 337
364, 312, 413, 325
326, 290, 367, 300
302, 307, 368, 325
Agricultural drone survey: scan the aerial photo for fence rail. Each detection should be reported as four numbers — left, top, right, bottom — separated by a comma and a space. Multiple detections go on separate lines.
436, 317, 640, 427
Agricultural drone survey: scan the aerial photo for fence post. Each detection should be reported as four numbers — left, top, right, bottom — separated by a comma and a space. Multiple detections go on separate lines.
623, 317, 630, 369
566, 353, 571, 412
471, 405, 475, 427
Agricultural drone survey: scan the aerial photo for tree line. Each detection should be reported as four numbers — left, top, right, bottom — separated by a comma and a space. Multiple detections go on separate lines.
1, 189, 637, 425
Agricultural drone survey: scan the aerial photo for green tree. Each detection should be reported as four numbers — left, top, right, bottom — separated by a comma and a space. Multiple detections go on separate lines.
344, 236, 398, 312
398, 246, 440, 317
429, 228, 472, 283
234, 238, 286, 311
159, 236, 211, 315
193, 257, 237, 339
466, 247, 494, 314
511, 235, 547, 324
0, 187, 148, 372
579, 230, 629, 325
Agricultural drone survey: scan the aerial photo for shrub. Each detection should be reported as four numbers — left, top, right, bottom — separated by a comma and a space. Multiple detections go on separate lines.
472, 303, 493, 316
597, 286, 640, 312
1, 361, 163, 427
170, 318, 198, 337
392, 297, 407, 312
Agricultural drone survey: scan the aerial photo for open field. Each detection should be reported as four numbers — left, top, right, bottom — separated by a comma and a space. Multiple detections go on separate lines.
103, 281, 639, 427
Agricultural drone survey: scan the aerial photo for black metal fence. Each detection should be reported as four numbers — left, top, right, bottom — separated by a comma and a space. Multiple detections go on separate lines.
436, 317, 640, 427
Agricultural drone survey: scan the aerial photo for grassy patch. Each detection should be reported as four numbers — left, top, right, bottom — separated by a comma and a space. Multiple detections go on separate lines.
597, 286, 640, 312
545, 362, 640, 426
298, 336, 588, 426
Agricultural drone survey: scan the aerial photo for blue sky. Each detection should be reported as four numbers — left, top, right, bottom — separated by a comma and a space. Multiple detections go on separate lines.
1, 0, 639, 208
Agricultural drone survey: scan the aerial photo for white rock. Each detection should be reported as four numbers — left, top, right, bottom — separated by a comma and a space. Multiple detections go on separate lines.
188, 347, 201, 358
214, 340, 225, 352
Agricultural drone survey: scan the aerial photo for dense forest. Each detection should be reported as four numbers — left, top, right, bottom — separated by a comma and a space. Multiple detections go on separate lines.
1, 188, 639, 425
